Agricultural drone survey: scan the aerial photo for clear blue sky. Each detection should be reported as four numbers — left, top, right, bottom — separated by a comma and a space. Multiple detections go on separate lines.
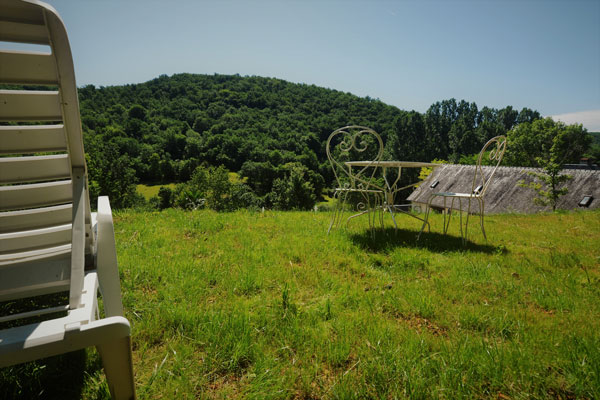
27, 0, 600, 129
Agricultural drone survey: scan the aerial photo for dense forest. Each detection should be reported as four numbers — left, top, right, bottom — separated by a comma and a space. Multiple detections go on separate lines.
76, 73, 593, 209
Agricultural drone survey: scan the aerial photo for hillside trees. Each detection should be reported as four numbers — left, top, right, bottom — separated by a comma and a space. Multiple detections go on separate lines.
77, 73, 551, 210
85, 134, 140, 208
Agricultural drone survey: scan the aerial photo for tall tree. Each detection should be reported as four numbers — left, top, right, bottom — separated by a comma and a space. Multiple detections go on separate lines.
516, 107, 541, 124
497, 106, 519, 131
448, 101, 479, 161
476, 106, 505, 143
387, 111, 427, 161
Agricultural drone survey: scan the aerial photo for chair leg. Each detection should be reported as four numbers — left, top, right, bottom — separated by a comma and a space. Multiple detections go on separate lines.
348, 191, 368, 229
379, 194, 385, 229
442, 197, 448, 233
457, 198, 463, 240
368, 194, 378, 238
373, 192, 384, 230
345, 194, 371, 229
387, 206, 398, 230
443, 197, 455, 235
327, 191, 338, 234
97, 336, 136, 400
417, 196, 434, 240
479, 198, 487, 241
328, 190, 345, 233
372, 192, 384, 232
364, 192, 372, 231
463, 197, 472, 244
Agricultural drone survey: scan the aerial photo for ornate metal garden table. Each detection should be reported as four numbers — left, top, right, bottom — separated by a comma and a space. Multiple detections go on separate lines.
345, 161, 439, 229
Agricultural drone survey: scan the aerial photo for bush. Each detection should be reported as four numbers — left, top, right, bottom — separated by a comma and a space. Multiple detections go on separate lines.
270, 163, 316, 210
158, 187, 174, 210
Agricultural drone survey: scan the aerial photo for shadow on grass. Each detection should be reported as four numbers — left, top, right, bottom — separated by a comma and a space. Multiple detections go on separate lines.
0, 350, 102, 400
349, 227, 500, 254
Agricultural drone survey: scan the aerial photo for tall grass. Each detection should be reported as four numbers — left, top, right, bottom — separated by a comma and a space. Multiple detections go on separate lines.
2, 209, 599, 399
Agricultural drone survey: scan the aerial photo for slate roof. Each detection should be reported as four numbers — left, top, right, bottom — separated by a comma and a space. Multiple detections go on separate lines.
407, 164, 600, 214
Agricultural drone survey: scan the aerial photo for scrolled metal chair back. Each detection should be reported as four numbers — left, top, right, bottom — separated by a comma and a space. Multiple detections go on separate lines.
326, 126, 384, 190
471, 135, 507, 196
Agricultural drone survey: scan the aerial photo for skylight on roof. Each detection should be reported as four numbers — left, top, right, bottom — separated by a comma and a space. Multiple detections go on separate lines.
579, 195, 593, 207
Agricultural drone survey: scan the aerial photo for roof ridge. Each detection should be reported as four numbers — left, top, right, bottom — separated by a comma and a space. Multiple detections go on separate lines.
443, 164, 600, 173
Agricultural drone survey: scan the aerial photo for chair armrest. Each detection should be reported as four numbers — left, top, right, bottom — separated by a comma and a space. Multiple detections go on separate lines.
96, 196, 125, 317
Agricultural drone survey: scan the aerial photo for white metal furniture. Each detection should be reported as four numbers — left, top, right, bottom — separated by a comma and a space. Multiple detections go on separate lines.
417, 136, 507, 243
345, 160, 439, 229
0, 1, 135, 398
326, 126, 385, 233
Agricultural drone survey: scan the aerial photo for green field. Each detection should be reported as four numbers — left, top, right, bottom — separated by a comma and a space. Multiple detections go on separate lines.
3, 209, 600, 399
136, 183, 177, 200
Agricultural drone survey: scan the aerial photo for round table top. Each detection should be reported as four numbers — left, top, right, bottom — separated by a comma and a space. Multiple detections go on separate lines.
345, 160, 440, 168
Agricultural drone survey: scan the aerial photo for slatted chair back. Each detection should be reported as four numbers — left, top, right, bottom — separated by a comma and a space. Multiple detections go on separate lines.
326, 126, 384, 191
0, 0, 94, 311
470, 135, 507, 197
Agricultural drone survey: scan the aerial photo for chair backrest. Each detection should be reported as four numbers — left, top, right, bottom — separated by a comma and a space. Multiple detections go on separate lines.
326, 126, 384, 191
0, 0, 94, 310
471, 135, 507, 196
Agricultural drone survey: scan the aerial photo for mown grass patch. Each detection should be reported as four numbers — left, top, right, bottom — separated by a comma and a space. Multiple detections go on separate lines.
136, 183, 177, 200
2, 209, 600, 399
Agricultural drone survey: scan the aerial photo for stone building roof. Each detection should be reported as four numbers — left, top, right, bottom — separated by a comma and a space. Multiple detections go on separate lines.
407, 164, 600, 214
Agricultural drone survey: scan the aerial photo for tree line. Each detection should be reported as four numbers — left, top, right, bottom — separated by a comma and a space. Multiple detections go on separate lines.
76, 73, 594, 210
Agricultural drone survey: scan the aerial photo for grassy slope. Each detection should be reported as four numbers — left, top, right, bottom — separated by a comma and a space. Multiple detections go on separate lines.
122, 210, 600, 399
3, 209, 600, 399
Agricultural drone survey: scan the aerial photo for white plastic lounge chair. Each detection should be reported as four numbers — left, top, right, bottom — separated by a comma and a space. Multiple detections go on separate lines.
326, 126, 385, 233
417, 135, 507, 243
0, 0, 135, 398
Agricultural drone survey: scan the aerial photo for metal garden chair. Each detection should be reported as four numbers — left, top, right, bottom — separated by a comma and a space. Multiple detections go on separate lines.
417, 136, 507, 243
0, 1, 135, 398
326, 126, 385, 233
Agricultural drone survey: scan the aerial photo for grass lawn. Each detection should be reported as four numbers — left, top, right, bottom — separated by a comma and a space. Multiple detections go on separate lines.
2, 209, 600, 399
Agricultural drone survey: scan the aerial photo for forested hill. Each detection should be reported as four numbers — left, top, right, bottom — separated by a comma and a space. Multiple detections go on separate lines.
78, 73, 541, 207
